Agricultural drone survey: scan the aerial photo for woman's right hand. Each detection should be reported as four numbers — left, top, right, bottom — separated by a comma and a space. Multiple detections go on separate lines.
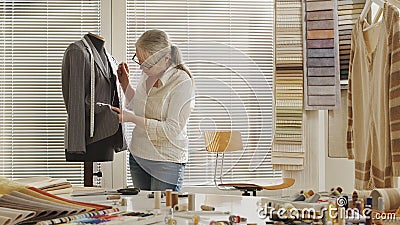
117, 62, 130, 90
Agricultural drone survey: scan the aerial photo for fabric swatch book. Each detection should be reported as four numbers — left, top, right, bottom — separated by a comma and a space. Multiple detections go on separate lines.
0, 176, 111, 225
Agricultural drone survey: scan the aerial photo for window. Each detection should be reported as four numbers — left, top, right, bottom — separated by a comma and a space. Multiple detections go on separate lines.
0, 0, 101, 185
126, 0, 280, 186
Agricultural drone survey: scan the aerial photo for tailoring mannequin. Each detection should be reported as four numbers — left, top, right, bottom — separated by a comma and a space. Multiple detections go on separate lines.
62, 32, 126, 163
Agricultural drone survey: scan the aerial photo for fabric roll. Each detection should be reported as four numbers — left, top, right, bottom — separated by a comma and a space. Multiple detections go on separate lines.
371, 189, 400, 210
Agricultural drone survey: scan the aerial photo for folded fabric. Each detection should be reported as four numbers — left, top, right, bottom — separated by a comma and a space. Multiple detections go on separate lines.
308, 57, 335, 67
308, 77, 336, 86
308, 86, 336, 96
307, 10, 334, 20
308, 95, 336, 106
306, 1, 334, 11
308, 48, 335, 58
307, 39, 334, 48
308, 67, 336, 76
307, 30, 335, 39
307, 20, 334, 30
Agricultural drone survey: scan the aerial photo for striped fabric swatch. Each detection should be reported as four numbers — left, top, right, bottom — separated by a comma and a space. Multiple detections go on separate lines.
273, 0, 305, 171
36, 209, 119, 225
304, 0, 341, 109
338, 0, 366, 81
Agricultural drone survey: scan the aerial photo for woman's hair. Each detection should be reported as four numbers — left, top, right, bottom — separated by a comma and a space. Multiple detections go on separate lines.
136, 29, 192, 77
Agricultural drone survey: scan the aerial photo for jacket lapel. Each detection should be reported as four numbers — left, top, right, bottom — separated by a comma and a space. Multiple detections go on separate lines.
83, 35, 110, 83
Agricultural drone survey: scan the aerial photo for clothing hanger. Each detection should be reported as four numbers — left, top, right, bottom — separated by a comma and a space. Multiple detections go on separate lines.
369, 0, 400, 24
359, 0, 386, 31
360, 0, 386, 22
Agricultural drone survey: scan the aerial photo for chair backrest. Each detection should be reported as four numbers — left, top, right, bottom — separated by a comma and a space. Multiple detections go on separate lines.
204, 130, 243, 152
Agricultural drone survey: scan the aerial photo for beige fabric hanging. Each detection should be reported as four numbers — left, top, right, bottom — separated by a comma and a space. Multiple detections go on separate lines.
347, 3, 400, 189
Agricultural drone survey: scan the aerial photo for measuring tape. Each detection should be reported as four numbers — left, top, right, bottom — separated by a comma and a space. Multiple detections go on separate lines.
81, 38, 95, 137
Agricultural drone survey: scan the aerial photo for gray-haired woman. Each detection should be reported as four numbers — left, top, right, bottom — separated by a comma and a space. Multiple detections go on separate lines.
112, 29, 194, 191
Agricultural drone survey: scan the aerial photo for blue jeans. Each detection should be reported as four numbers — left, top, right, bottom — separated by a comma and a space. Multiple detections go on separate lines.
129, 153, 185, 191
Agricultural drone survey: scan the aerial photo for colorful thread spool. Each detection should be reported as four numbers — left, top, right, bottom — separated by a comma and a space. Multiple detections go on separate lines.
165, 189, 172, 207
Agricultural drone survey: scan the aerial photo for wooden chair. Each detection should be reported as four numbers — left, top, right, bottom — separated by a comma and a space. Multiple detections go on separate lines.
204, 130, 295, 196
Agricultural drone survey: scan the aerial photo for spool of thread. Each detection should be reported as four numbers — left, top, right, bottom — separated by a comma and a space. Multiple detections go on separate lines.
229, 215, 247, 223
366, 196, 373, 206
293, 194, 306, 201
365, 205, 372, 225
305, 193, 320, 203
355, 201, 362, 213
201, 205, 215, 211
188, 193, 195, 211
174, 203, 188, 212
305, 190, 315, 198
171, 192, 179, 207
154, 191, 161, 209
378, 197, 385, 212
165, 189, 172, 207
106, 195, 121, 200
360, 198, 365, 211
167, 218, 177, 225
326, 197, 336, 223
120, 198, 127, 206
192, 215, 199, 225
331, 190, 341, 196
337, 207, 346, 225
352, 191, 358, 207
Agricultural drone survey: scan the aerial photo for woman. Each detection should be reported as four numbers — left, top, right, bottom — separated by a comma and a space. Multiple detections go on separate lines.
112, 29, 194, 191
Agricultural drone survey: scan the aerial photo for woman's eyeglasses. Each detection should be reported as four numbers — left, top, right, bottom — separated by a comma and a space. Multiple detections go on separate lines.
132, 53, 165, 70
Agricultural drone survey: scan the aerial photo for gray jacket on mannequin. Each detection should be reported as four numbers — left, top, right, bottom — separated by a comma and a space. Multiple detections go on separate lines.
62, 34, 126, 155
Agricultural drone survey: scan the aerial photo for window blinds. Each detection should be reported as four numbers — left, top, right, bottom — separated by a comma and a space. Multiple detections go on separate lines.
126, 0, 280, 186
0, 0, 101, 185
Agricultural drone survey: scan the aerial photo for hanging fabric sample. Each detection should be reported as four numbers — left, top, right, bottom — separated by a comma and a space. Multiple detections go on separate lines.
272, 0, 305, 171
346, 3, 400, 189
62, 33, 127, 162
304, 0, 341, 109
337, 0, 366, 82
